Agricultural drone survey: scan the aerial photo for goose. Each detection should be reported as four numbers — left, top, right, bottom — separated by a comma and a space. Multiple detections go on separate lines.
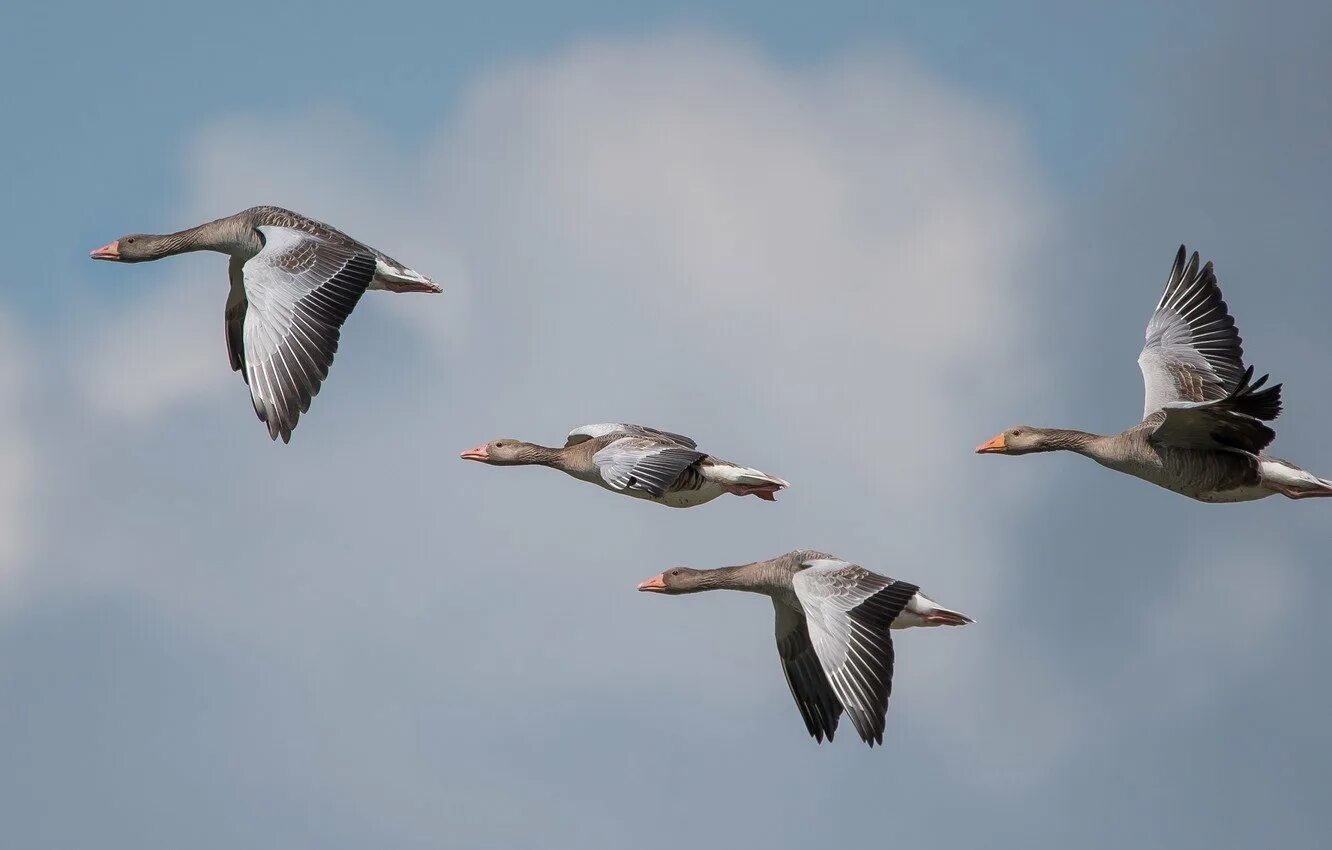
90, 205, 440, 442
459, 422, 789, 508
637, 550, 972, 746
976, 246, 1332, 502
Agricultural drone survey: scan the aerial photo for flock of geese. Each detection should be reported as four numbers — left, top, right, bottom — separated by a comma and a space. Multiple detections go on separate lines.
90, 207, 1330, 747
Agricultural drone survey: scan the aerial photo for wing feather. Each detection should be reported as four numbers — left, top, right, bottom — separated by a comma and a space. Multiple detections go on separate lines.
592, 438, 707, 497
791, 559, 919, 746
567, 423, 698, 448
1138, 245, 1253, 417
773, 603, 843, 743
238, 225, 375, 442
1150, 365, 1282, 452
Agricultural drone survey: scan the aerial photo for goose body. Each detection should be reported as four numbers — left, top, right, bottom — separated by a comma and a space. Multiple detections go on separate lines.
1061, 421, 1267, 502
977, 246, 1332, 502
90, 206, 439, 442
638, 550, 972, 746
460, 423, 789, 508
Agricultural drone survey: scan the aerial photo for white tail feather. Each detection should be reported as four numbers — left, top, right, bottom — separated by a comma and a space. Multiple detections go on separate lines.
1261, 460, 1332, 492
373, 259, 440, 293
704, 464, 789, 489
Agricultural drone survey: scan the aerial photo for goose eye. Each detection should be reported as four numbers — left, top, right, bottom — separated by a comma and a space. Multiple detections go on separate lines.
126, 238, 135, 244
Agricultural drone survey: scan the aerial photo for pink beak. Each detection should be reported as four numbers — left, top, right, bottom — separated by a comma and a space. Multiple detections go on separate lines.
90, 240, 121, 261
637, 573, 667, 592
459, 444, 490, 462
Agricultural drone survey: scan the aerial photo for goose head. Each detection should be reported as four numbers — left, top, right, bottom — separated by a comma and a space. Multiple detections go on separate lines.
89, 234, 171, 263
459, 439, 544, 465
975, 426, 1065, 455
637, 567, 710, 594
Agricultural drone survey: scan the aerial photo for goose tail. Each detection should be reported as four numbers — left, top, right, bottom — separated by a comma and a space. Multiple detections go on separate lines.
704, 462, 790, 500
372, 260, 441, 293
898, 593, 975, 628
922, 605, 975, 626
1261, 459, 1332, 499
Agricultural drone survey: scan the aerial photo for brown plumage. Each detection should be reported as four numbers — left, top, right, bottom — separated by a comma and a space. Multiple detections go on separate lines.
460, 422, 789, 508
90, 206, 439, 442
976, 245, 1331, 502
638, 550, 972, 746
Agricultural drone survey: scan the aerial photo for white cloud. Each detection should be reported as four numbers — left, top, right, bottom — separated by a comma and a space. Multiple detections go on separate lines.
426, 36, 1067, 783
76, 281, 232, 422
13, 16, 1332, 850
62, 32, 1081, 803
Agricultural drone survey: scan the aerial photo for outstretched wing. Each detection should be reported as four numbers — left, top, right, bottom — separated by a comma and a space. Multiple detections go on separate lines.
591, 437, 707, 497
566, 423, 698, 448
773, 602, 843, 743
1150, 365, 1282, 453
238, 225, 375, 442
791, 559, 919, 747
1138, 246, 1250, 417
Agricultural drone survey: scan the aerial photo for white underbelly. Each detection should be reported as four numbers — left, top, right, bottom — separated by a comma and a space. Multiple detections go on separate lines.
646, 482, 726, 508
592, 478, 725, 508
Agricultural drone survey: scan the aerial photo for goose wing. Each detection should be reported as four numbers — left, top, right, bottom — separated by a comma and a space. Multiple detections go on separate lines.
791, 559, 919, 746
236, 225, 375, 442
566, 423, 698, 448
1150, 365, 1281, 453
1138, 246, 1251, 417
773, 602, 843, 743
591, 437, 706, 496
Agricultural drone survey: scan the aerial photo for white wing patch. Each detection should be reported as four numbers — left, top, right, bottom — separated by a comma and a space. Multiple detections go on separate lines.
567, 423, 628, 445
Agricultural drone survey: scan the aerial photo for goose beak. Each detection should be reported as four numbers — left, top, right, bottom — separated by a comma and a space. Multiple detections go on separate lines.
89, 240, 121, 261
637, 573, 667, 592
459, 444, 490, 462
975, 433, 1007, 454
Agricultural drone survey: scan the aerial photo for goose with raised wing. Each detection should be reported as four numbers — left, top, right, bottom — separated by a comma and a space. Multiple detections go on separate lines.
976, 246, 1331, 502
638, 550, 972, 746
90, 206, 440, 442
460, 422, 788, 508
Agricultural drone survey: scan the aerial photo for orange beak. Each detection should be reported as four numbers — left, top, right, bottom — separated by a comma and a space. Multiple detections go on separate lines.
459, 444, 490, 462
975, 433, 1007, 454
89, 240, 121, 261
637, 573, 667, 592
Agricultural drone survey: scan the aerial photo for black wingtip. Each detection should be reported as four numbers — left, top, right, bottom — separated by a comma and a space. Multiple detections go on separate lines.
1228, 367, 1283, 421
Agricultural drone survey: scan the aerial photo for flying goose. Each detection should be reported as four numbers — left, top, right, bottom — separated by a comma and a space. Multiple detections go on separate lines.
90, 205, 439, 442
976, 246, 1331, 502
638, 550, 972, 746
460, 422, 789, 508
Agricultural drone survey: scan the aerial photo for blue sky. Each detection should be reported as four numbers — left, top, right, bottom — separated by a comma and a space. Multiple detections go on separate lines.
6, 1, 1196, 318
3, 2, 1331, 848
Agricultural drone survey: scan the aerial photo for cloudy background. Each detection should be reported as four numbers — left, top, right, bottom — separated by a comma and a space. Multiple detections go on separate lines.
3, 1, 1331, 847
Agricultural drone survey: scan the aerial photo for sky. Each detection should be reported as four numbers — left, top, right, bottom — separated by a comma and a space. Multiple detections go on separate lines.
2, 1, 1331, 848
